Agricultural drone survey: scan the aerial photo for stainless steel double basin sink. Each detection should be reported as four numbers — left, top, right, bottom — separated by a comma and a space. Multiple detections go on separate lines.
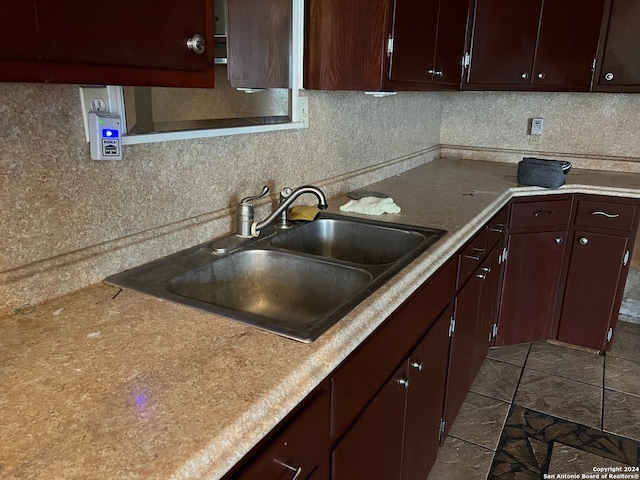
105, 213, 445, 343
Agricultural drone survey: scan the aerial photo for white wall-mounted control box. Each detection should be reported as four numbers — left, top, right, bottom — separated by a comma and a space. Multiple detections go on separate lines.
531, 118, 544, 135
88, 111, 123, 160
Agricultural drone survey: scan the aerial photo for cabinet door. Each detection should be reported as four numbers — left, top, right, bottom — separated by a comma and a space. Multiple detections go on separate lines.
466, 0, 542, 86
557, 231, 629, 351
227, 0, 292, 88
388, 0, 439, 83
444, 270, 482, 436
477, 247, 503, 352
401, 306, 452, 480
531, 0, 605, 89
1, 0, 216, 87
332, 363, 407, 480
596, 0, 640, 89
305, 0, 392, 90
432, 0, 471, 85
496, 231, 566, 345
1, 3, 40, 60
230, 385, 330, 480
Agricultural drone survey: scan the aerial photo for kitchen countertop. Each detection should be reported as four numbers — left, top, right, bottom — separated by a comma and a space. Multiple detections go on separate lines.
2, 158, 640, 479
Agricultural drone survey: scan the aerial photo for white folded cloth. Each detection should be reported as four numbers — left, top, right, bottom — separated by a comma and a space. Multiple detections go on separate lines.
339, 196, 401, 215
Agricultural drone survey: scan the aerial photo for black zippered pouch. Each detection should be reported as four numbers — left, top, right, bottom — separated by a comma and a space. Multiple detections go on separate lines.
517, 157, 572, 188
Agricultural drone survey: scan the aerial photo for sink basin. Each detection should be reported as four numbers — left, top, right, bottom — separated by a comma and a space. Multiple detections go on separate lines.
167, 250, 371, 341
270, 217, 427, 265
105, 213, 445, 343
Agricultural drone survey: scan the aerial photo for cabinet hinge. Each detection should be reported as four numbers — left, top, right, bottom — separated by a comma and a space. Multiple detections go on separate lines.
607, 327, 613, 342
492, 323, 498, 338
449, 317, 456, 338
623, 250, 630, 266
591, 57, 597, 72
438, 418, 446, 442
499, 246, 508, 264
463, 52, 471, 68
387, 36, 394, 56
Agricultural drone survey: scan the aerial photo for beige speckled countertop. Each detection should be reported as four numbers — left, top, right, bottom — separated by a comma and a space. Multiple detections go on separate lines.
2, 159, 640, 479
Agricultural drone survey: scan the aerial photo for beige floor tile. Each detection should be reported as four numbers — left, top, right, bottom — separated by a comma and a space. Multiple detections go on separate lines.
603, 389, 640, 442
448, 392, 510, 451
427, 436, 494, 480
525, 342, 604, 387
609, 322, 640, 363
605, 355, 640, 397
487, 343, 531, 366
514, 368, 602, 429
470, 357, 523, 403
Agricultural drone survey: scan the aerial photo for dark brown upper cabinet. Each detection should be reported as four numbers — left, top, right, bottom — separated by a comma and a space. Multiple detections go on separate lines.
0, 0, 216, 88
594, 0, 640, 92
465, 0, 606, 91
304, 0, 392, 91
386, 0, 471, 90
227, 0, 292, 89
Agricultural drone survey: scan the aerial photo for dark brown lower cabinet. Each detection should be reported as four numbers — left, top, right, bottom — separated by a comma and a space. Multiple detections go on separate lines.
401, 306, 452, 479
496, 230, 567, 345
556, 231, 630, 351
332, 362, 407, 480
227, 382, 330, 480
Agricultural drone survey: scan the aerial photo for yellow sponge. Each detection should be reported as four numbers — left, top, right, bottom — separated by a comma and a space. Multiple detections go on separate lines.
289, 205, 321, 221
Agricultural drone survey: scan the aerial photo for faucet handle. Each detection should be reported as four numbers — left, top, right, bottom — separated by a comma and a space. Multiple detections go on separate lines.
241, 185, 269, 204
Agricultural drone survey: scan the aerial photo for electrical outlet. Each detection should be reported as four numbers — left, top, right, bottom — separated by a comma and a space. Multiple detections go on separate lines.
529, 134, 543, 145
298, 96, 309, 128
79, 86, 125, 142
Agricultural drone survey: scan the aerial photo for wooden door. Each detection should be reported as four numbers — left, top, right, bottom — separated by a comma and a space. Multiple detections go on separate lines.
596, 0, 640, 89
496, 231, 567, 345
432, 0, 471, 85
229, 385, 330, 480
531, 0, 605, 90
227, 0, 292, 88
444, 271, 482, 437
557, 231, 629, 351
388, 0, 439, 83
305, 0, 392, 90
332, 362, 407, 480
466, 0, 542, 86
401, 306, 452, 480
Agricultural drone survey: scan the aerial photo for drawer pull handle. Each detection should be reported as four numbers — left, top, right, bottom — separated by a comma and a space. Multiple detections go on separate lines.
476, 272, 487, 279
463, 248, 485, 261
533, 210, 555, 217
489, 224, 505, 233
591, 211, 620, 218
275, 460, 303, 480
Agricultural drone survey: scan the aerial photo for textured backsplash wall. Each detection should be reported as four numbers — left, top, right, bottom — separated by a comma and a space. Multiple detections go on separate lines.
440, 91, 640, 172
0, 84, 443, 312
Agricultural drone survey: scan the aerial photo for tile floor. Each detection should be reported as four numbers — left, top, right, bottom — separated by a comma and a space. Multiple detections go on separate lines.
427, 320, 640, 479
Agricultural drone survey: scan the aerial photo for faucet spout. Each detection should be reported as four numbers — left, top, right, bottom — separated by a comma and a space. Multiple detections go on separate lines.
252, 185, 328, 237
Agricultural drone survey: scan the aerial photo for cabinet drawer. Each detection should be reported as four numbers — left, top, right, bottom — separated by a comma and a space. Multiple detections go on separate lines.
486, 206, 508, 250
457, 227, 488, 289
509, 199, 572, 229
330, 258, 456, 442
575, 200, 636, 232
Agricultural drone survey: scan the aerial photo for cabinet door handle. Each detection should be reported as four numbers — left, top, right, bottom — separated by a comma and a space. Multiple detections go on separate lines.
397, 377, 410, 388
555, 237, 563, 244
428, 69, 444, 77
533, 210, 556, 217
521, 72, 530, 79
410, 361, 424, 371
579, 237, 589, 245
537, 72, 545, 79
591, 211, 620, 218
275, 460, 303, 480
605, 72, 614, 81
186, 34, 206, 54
